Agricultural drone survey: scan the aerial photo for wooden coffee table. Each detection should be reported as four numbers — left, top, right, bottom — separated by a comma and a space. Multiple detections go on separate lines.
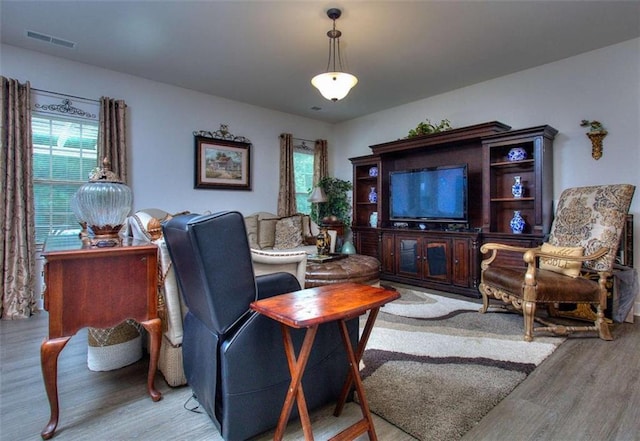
305, 254, 380, 288
250, 282, 399, 441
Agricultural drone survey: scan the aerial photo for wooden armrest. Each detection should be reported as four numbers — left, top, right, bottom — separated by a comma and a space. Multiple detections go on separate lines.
480, 243, 535, 254
480, 243, 540, 268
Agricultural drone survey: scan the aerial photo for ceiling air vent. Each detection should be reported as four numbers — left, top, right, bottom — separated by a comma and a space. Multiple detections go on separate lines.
26, 30, 76, 49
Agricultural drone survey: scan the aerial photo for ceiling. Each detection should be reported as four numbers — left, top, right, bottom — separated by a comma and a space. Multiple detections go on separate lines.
1, 1, 639, 124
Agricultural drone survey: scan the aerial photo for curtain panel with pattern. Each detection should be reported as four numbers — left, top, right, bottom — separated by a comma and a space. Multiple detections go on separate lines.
1, 76, 37, 319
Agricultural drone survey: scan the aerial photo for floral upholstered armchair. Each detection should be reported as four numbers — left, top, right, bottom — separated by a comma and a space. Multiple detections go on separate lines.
479, 184, 635, 341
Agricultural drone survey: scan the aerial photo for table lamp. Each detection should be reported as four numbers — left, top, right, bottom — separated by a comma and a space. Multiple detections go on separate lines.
308, 186, 327, 223
308, 186, 330, 255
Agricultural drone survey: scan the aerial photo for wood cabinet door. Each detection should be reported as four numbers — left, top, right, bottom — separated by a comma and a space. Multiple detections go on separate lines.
380, 233, 395, 275
422, 238, 451, 283
354, 228, 380, 258
452, 238, 470, 287
396, 236, 421, 279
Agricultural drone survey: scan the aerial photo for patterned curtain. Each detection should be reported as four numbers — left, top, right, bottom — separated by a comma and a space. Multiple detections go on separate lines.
98, 97, 128, 183
313, 139, 328, 186
0, 76, 37, 319
277, 133, 296, 217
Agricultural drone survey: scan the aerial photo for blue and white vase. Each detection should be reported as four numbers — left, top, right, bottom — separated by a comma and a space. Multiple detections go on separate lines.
510, 210, 526, 234
507, 147, 527, 162
511, 176, 524, 198
369, 166, 378, 177
368, 187, 378, 203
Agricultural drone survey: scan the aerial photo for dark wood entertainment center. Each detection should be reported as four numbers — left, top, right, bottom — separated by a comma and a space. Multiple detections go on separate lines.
350, 121, 557, 298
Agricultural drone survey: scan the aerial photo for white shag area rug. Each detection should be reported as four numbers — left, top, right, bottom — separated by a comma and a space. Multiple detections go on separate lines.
358, 285, 564, 441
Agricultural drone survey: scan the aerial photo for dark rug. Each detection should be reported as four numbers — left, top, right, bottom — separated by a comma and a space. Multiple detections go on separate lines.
358, 285, 565, 441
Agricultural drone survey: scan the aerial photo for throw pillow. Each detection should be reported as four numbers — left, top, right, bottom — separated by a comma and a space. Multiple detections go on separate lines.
539, 242, 584, 278
274, 215, 304, 250
258, 218, 279, 249
244, 214, 259, 249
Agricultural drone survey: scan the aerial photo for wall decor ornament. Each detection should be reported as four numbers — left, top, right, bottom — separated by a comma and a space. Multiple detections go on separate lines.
580, 119, 607, 160
512, 176, 524, 198
32, 89, 98, 120
368, 166, 378, 177
193, 124, 251, 143
507, 146, 528, 162
510, 210, 526, 234
194, 125, 252, 190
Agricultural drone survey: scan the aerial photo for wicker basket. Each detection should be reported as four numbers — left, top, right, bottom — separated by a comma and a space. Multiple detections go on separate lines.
87, 320, 143, 371
158, 336, 187, 387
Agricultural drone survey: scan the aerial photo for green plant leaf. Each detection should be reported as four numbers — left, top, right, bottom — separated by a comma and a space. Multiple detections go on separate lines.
312, 176, 353, 226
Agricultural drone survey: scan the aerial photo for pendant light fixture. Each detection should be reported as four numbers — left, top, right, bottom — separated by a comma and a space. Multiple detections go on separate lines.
311, 8, 358, 101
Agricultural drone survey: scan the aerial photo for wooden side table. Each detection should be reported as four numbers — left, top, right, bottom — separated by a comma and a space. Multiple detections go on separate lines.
40, 235, 162, 439
250, 282, 399, 441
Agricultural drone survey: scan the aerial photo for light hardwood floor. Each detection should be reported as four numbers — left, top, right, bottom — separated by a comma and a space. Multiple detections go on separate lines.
1, 310, 638, 441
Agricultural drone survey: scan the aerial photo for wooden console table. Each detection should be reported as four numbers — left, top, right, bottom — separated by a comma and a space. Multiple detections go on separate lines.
40, 235, 162, 439
250, 282, 400, 440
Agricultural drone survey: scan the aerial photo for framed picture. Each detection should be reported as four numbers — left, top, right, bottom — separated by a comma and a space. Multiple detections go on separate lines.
194, 136, 251, 190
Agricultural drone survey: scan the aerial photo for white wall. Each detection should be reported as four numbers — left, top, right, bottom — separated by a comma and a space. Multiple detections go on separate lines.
3, 39, 639, 312
332, 37, 640, 313
1, 44, 333, 215
332, 38, 639, 190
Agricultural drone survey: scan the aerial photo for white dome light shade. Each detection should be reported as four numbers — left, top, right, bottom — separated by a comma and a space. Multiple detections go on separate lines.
311, 72, 358, 101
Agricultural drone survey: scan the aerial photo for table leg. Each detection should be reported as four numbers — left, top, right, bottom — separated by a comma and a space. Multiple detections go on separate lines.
140, 318, 163, 402
334, 307, 380, 417
334, 317, 378, 441
40, 336, 71, 440
274, 324, 319, 441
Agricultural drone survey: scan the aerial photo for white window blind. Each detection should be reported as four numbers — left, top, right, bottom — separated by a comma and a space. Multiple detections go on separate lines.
32, 92, 99, 243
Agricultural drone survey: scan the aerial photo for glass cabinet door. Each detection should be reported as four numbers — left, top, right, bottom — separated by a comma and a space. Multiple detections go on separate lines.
397, 237, 420, 278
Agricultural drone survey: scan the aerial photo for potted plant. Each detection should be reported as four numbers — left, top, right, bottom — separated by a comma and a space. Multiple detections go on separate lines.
311, 176, 353, 226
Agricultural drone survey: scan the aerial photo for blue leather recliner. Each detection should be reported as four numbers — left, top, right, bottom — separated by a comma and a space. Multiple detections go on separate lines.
162, 211, 358, 441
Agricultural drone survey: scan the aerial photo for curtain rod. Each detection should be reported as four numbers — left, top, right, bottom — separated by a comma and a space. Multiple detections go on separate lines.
32, 87, 100, 104
293, 137, 316, 144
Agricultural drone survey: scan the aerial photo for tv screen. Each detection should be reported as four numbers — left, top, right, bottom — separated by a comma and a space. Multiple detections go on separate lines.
390, 164, 468, 222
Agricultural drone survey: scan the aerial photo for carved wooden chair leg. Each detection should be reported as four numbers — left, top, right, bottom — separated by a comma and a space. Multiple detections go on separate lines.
596, 307, 613, 341
522, 301, 536, 342
478, 284, 490, 313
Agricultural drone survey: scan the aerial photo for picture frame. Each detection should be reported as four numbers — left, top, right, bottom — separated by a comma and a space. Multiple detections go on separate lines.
194, 135, 251, 190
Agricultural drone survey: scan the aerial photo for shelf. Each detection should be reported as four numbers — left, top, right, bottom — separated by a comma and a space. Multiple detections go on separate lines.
490, 159, 534, 167
490, 197, 535, 202
483, 125, 556, 237
356, 202, 378, 206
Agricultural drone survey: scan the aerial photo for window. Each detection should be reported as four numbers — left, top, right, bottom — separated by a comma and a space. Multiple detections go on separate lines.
293, 143, 315, 214
32, 115, 98, 243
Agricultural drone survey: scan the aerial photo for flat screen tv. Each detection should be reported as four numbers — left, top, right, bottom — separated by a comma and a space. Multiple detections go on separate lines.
389, 164, 468, 223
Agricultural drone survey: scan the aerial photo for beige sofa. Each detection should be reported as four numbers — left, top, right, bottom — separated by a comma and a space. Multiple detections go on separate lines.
121, 209, 317, 386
